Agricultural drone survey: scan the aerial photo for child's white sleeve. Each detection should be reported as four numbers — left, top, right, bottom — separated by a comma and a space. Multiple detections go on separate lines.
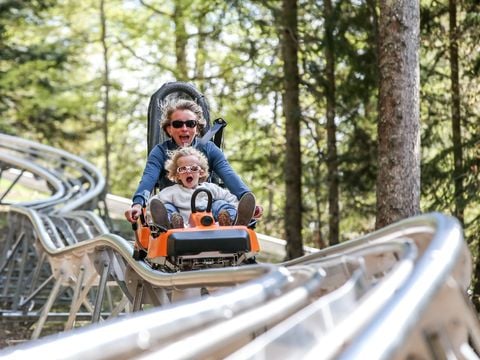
150, 186, 175, 205
210, 183, 238, 205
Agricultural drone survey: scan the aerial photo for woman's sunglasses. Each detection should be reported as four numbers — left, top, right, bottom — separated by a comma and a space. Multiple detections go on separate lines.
170, 120, 198, 129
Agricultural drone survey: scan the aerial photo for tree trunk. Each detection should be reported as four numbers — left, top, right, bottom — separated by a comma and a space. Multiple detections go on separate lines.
174, 1, 188, 80
324, 0, 339, 246
195, 25, 206, 92
449, 0, 464, 225
194, 6, 207, 92
281, 0, 303, 259
100, 0, 110, 190
376, 0, 421, 229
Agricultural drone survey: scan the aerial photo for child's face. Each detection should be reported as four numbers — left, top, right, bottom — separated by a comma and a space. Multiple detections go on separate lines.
176, 155, 205, 189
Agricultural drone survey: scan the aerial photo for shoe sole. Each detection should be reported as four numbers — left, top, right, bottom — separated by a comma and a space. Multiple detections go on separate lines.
235, 192, 256, 226
218, 211, 232, 226
149, 198, 170, 229
171, 214, 185, 229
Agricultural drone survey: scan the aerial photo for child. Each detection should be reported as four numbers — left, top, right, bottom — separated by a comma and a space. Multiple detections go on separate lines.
148, 147, 256, 229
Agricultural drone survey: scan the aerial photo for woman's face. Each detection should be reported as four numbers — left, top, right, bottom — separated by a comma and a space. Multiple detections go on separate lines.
166, 109, 198, 147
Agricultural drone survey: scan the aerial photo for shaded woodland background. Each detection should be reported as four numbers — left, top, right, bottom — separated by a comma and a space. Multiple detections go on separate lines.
0, 1, 479, 301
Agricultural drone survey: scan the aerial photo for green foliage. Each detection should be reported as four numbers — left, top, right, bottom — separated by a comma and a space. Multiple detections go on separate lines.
420, 0, 480, 245
0, 0, 478, 259
0, 0, 94, 145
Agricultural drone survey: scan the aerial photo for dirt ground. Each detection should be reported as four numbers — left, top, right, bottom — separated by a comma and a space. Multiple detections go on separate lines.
0, 321, 33, 350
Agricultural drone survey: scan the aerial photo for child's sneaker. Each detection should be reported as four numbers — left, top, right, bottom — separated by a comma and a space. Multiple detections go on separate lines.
200, 287, 210, 297
235, 192, 256, 226
218, 209, 232, 226
149, 198, 169, 230
170, 212, 185, 229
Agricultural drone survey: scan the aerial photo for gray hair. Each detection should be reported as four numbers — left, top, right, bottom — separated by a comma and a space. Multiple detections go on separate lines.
160, 99, 206, 136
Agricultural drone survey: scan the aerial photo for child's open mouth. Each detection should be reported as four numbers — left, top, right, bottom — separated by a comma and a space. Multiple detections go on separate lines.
186, 176, 194, 184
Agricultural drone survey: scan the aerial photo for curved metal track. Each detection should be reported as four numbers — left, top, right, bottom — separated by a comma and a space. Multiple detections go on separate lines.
1, 133, 479, 359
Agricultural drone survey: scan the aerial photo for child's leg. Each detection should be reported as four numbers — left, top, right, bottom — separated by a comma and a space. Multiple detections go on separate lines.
149, 199, 183, 228
164, 203, 180, 219
211, 200, 236, 223
149, 198, 169, 229
235, 192, 256, 226
164, 203, 184, 228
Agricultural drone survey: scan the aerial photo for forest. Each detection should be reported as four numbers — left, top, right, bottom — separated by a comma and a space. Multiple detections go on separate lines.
1, 1, 479, 302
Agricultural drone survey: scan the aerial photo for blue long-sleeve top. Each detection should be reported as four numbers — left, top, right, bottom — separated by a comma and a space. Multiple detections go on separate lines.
132, 139, 250, 206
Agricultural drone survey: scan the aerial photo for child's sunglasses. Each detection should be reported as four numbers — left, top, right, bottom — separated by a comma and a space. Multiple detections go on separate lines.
177, 165, 202, 174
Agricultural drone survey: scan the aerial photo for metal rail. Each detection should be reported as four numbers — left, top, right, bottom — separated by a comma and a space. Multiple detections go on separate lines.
1, 133, 479, 359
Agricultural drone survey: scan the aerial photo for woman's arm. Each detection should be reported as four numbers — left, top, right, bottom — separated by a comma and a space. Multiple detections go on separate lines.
131, 145, 167, 206
204, 142, 250, 199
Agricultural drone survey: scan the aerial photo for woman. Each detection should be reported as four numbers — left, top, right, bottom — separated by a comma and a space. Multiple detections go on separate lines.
124, 99, 262, 223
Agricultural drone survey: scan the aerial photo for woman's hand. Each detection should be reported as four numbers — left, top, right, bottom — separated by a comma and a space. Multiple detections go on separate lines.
253, 205, 263, 219
124, 204, 143, 223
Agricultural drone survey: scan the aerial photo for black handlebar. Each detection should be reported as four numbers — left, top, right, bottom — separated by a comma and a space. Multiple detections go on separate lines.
191, 188, 213, 213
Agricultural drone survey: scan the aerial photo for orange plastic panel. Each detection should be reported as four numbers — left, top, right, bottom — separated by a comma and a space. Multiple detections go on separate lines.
188, 212, 215, 228
137, 223, 151, 250
147, 232, 168, 258
247, 229, 260, 252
